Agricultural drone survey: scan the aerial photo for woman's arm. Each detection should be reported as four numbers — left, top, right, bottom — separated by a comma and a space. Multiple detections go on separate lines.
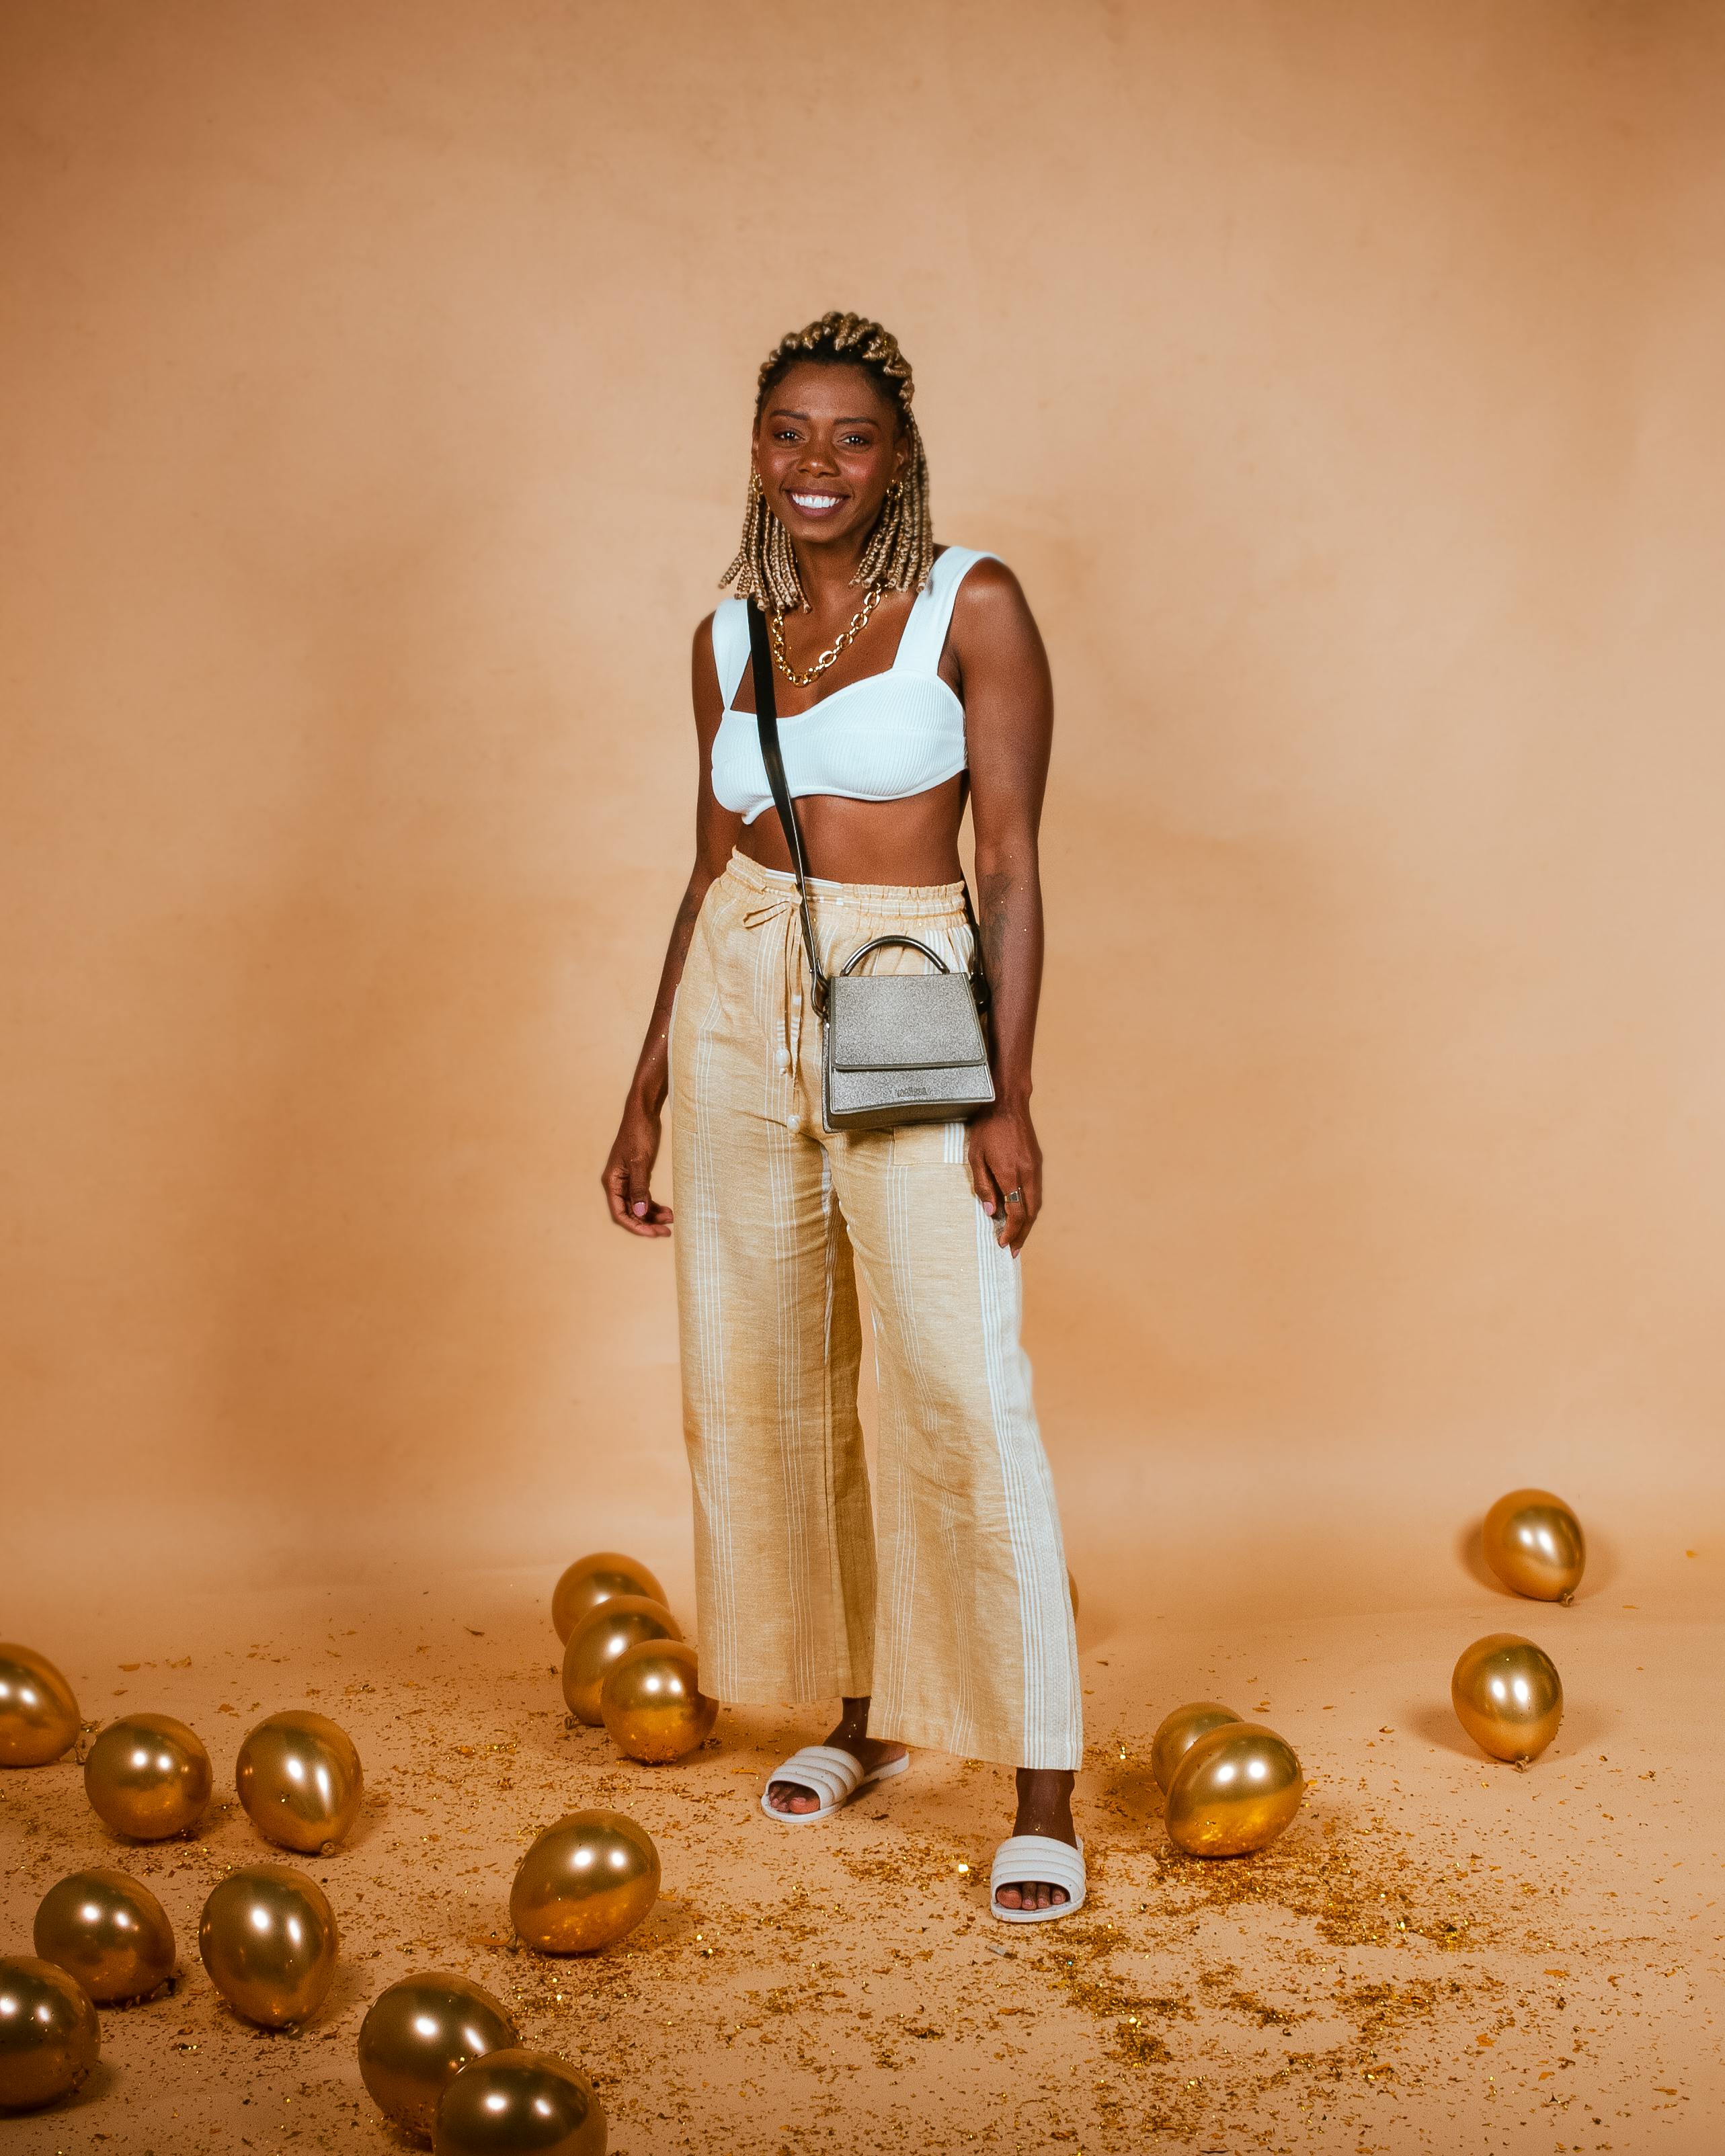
600, 616, 742, 1237
949, 558, 1054, 1256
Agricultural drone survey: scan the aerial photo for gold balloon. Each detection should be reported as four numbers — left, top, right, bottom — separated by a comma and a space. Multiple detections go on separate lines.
237, 1710, 363, 1852
600, 1639, 716, 1764
198, 1864, 339, 2028
1150, 1702, 1242, 1795
561, 1597, 680, 1725
34, 1868, 176, 2004
1451, 1632, 1564, 1764
433, 2048, 606, 2156
84, 1712, 212, 1839
1482, 1488, 1586, 1603
510, 1809, 659, 1955
1164, 1722, 1304, 1857
0, 1644, 81, 1769
358, 1972, 520, 2141
0, 1957, 99, 2111
551, 1551, 668, 1646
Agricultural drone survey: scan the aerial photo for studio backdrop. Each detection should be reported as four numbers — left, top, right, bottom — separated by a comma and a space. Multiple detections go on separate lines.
3, 0, 1721, 1622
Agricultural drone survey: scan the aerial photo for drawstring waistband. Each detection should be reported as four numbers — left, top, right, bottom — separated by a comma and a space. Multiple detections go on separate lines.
737, 882, 809, 1075
722, 846, 969, 918
721, 846, 971, 1083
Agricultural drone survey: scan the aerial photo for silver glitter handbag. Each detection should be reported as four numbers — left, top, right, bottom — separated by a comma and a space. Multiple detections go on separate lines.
748, 600, 995, 1134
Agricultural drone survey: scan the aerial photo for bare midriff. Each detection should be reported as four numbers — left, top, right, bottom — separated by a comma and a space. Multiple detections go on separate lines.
737, 774, 968, 888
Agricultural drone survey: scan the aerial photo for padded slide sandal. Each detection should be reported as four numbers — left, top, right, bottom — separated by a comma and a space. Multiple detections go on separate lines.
990, 1833, 1086, 1922
760, 1743, 909, 1824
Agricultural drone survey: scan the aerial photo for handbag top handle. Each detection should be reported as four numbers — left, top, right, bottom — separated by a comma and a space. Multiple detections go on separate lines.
745, 598, 989, 1024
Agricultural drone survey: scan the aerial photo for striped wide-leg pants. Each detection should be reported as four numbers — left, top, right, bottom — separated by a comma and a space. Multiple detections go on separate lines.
668, 847, 1082, 1771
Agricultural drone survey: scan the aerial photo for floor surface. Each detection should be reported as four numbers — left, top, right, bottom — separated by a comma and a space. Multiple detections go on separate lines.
1, 1561, 1720, 2154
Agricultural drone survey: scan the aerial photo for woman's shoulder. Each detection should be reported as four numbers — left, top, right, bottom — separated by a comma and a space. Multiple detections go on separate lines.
933, 542, 1017, 581
938, 546, 1030, 618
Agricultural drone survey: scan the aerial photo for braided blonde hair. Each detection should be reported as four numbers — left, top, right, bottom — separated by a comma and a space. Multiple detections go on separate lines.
720, 311, 933, 612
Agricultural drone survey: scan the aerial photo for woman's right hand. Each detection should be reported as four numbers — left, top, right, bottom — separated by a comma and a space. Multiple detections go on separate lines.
602, 1100, 674, 1237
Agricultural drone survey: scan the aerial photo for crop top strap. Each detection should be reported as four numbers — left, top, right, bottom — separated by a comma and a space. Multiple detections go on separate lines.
893, 546, 994, 676
711, 597, 752, 710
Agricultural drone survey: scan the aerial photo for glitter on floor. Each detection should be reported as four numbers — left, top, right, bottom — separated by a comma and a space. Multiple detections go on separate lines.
0, 1574, 1719, 2153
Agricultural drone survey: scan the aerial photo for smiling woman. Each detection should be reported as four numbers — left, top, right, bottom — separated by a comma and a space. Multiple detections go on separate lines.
601, 310, 1085, 1920
724, 315, 932, 615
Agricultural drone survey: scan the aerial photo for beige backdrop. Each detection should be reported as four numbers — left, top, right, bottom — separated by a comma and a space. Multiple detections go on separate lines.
3, 0, 1722, 1628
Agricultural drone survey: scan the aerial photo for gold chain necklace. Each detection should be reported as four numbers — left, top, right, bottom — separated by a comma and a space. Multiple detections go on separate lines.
769, 585, 887, 688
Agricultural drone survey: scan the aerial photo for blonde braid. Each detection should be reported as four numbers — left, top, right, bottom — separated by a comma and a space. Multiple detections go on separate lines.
719, 311, 934, 611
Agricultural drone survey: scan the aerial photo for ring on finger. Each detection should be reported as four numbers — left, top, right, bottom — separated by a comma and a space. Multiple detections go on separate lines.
1005, 1188, 1024, 1204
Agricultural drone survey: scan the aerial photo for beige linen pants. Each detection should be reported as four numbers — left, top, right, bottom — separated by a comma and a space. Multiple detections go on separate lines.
669, 848, 1082, 1771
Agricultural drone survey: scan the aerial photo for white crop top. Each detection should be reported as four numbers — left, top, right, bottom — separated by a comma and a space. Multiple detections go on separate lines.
708, 546, 992, 824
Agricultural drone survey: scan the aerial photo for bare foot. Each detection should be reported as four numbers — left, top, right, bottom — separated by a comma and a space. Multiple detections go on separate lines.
766, 1696, 907, 1815
993, 1766, 1078, 1911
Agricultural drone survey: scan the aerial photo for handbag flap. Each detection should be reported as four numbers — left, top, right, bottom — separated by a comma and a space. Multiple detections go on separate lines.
826, 971, 988, 1071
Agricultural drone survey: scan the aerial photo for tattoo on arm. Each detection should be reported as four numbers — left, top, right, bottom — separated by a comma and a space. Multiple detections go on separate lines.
633, 868, 715, 1110
973, 862, 1042, 1103
978, 869, 1012, 993
666, 878, 706, 977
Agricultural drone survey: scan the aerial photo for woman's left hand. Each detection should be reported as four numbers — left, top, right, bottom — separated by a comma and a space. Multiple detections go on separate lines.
967, 1100, 1043, 1256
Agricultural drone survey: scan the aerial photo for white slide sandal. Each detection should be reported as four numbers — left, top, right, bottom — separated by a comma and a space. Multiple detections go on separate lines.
990, 1834, 1086, 1922
760, 1743, 910, 1824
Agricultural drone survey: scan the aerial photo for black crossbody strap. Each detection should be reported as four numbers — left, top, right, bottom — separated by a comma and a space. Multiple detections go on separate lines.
748, 599, 830, 1016
747, 597, 992, 1020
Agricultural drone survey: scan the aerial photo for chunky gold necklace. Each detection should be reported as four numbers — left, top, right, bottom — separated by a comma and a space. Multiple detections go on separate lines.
769, 585, 886, 688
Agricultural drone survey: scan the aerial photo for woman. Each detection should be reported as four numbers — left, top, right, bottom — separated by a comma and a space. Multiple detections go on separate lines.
602, 313, 1082, 1920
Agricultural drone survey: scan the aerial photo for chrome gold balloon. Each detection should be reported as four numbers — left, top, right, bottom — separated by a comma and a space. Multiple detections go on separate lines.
34, 1868, 176, 2003
84, 1712, 212, 1839
1482, 1489, 1586, 1604
551, 1552, 668, 1647
1164, 1722, 1304, 1857
0, 1645, 81, 1769
561, 1598, 680, 1726
0, 1957, 99, 2110
1150, 1702, 1242, 1795
1451, 1632, 1563, 1764
600, 1639, 716, 1764
358, 1972, 519, 2141
237, 1710, 362, 1852
510, 1809, 659, 1955
198, 1864, 338, 2027
433, 2048, 606, 2156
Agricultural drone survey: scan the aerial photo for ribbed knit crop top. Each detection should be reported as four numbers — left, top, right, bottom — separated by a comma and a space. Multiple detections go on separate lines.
709, 546, 992, 825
